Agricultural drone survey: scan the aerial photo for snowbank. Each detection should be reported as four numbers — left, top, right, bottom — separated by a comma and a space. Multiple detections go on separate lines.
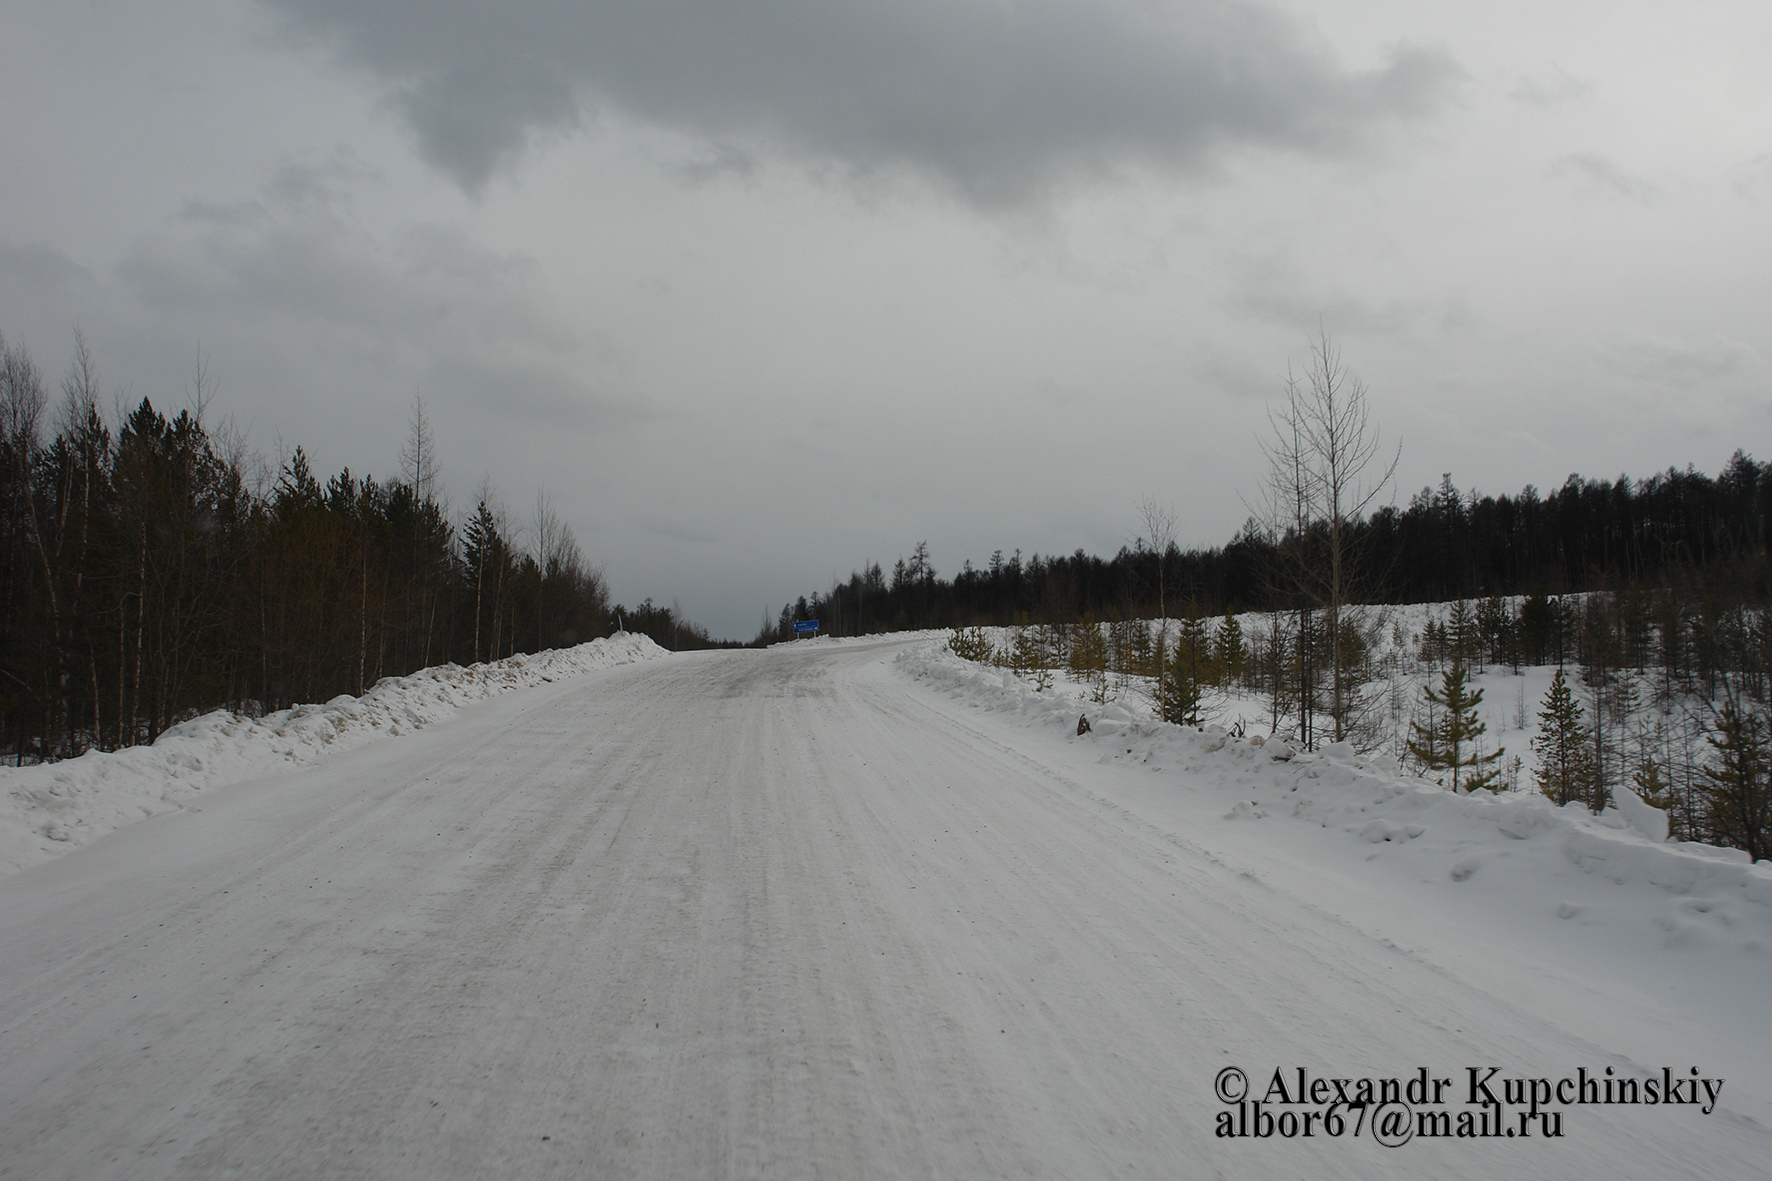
0, 633, 669, 874
898, 639, 1772, 929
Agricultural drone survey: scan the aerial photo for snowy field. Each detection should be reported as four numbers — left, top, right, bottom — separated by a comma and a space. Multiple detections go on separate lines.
958, 600, 1676, 797
0, 633, 1767, 1178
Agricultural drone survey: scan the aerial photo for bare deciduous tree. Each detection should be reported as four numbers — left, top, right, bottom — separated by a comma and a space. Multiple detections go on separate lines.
1250, 330, 1399, 748
1137, 497, 1178, 717
400, 391, 439, 507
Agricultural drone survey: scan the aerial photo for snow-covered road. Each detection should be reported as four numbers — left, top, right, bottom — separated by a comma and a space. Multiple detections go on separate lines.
2, 639, 1766, 1178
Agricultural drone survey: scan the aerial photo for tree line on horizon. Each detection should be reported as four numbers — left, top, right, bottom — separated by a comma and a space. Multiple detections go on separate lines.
761, 455, 1772, 644
0, 330, 724, 766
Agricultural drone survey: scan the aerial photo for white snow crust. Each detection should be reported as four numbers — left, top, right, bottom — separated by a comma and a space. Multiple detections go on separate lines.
0, 633, 668, 874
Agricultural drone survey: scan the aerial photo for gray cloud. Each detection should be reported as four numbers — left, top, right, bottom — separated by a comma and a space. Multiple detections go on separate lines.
1553, 152, 1659, 206
1509, 65, 1588, 108
638, 514, 720, 546
1730, 153, 1772, 202
265, 0, 1457, 203
0, 242, 100, 311
0, 157, 653, 463
666, 142, 760, 189
1601, 331, 1762, 390
1224, 249, 1457, 340
119, 166, 579, 356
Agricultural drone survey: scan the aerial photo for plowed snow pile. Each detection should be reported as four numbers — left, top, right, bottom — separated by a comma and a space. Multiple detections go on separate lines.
0, 633, 668, 873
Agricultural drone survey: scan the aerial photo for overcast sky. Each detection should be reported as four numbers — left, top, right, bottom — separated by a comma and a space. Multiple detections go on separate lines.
4, 1, 1769, 638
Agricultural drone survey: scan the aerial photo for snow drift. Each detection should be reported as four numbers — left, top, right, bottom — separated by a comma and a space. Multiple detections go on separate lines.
0, 633, 669, 874
899, 639, 1772, 948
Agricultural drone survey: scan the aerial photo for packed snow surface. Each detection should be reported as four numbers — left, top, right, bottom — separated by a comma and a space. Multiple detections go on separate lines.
0, 632, 668, 874
1, 635, 1767, 1178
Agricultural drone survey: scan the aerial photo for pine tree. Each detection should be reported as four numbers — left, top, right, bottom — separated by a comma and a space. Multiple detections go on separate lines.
1008, 616, 1039, 676
948, 625, 991, 662
1160, 646, 1201, 726
1633, 753, 1672, 813
1215, 609, 1246, 687
1578, 596, 1624, 811
1257, 611, 1293, 737
1408, 654, 1503, 791
1069, 613, 1111, 704
1532, 667, 1594, 807
1702, 697, 1771, 861
1106, 615, 1146, 685
462, 498, 503, 664
1448, 599, 1479, 671
1476, 594, 1509, 668
1184, 603, 1220, 683
1027, 623, 1055, 693
1121, 616, 1155, 679
1418, 618, 1446, 666
1518, 588, 1555, 664
1162, 601, 1213, 725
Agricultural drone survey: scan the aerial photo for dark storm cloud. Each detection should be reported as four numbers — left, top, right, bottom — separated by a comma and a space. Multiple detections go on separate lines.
265, 0, 1456, 202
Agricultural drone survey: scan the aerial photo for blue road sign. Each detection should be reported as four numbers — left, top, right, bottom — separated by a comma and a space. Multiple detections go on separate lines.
793, 620, 820, 634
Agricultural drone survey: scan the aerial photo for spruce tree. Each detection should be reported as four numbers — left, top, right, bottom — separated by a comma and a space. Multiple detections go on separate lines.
1408, 654, 1503, 791
1532, 667, 1594, 807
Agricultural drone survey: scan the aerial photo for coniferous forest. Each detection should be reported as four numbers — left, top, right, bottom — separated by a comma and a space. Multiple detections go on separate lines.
763, 458, 1772, 643
0, 332, 724, 765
